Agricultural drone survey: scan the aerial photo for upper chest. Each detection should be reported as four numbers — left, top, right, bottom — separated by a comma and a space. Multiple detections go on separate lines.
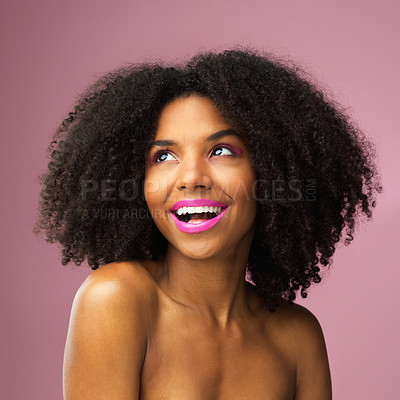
139, 301, 296, 400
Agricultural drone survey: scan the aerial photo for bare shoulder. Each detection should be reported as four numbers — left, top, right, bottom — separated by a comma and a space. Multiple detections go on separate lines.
80, 259, 159, 301
271, 302, 325, 339
63, 260, 159, 399
72, 260, 160, 329
268, 301, 329, 362
267, 302, 332, 400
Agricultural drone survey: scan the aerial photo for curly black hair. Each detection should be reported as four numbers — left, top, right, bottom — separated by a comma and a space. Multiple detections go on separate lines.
34, 47, 382, 312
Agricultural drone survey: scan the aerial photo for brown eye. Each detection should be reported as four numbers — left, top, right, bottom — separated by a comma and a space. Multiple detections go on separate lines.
210, 145, 234, 157
151, 149, 176, 164
157, 152, 170, 162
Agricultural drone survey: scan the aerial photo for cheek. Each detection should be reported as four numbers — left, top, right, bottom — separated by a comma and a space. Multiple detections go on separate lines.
144, 171, 171, 215
144, 172, 161, 207
228, 168, 256, 203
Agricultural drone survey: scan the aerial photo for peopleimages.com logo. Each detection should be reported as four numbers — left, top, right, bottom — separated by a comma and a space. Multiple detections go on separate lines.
80, 178, 317, 203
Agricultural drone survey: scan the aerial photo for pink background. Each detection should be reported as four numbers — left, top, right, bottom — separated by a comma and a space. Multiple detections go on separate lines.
1, 0, 399, 398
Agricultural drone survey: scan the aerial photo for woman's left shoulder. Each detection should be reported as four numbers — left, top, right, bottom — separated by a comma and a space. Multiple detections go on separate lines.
273, 302, 323, 330
270, 302, 327, 351
269, 302, 332, 399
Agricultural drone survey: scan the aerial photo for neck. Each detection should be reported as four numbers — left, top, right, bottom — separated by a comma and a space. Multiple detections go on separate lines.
157, 239, 254, 329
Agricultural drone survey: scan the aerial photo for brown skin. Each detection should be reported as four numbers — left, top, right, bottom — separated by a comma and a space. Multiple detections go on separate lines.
63, 96, 332, 399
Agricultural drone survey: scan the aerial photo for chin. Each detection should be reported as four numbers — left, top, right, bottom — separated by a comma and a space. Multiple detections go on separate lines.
172, 239, 228, 261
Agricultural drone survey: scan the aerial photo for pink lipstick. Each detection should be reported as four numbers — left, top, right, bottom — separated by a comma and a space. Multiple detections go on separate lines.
169, 199, 228, 234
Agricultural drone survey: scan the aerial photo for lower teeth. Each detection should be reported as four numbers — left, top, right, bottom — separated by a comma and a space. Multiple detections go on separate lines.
188, 219, 206, 224
178, 212, 218, 223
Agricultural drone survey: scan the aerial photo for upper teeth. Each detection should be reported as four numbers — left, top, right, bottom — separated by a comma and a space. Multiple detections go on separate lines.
175, 206, 224, 215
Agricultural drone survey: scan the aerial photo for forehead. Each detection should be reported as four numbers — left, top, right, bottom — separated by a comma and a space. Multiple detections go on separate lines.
155, 95, 232, 139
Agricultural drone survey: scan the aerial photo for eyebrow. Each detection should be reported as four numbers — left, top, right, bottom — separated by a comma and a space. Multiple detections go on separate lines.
149, 129, 241, 148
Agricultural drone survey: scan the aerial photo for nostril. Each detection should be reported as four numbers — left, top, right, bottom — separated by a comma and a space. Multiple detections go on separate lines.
180, 184, 207, 190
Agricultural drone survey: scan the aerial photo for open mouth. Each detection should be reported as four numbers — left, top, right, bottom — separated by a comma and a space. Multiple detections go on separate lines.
169, 201, 229, 233
172, 206, 225, 224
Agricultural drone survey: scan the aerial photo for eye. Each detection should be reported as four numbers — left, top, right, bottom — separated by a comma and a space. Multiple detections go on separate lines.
150, 143, 241, 164
210, 144, 236, 157
151, 149, 176, 164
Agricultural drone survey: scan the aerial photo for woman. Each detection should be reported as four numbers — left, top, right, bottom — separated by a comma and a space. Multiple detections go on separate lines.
34, 48, 381, 399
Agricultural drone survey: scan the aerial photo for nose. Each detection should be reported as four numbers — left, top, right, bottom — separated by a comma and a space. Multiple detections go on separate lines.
176, 156, 213, 191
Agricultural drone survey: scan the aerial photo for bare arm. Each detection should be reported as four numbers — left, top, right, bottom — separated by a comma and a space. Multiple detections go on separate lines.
63, 263, 150, 400
292, 305, 332, 400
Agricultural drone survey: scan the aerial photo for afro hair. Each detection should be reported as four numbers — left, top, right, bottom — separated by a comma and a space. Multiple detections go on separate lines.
34, 47, 382, 311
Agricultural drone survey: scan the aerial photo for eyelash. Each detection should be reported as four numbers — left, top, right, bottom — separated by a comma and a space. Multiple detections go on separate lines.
150, 143, 240, 165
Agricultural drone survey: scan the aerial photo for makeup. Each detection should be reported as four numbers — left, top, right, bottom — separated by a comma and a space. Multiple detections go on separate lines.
169, 199, 228, 234
212, 143, 243, 156
149, 143, 243, 165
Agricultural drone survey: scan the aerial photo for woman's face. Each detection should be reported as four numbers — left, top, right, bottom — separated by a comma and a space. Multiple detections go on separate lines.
144, 95, 257, 260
